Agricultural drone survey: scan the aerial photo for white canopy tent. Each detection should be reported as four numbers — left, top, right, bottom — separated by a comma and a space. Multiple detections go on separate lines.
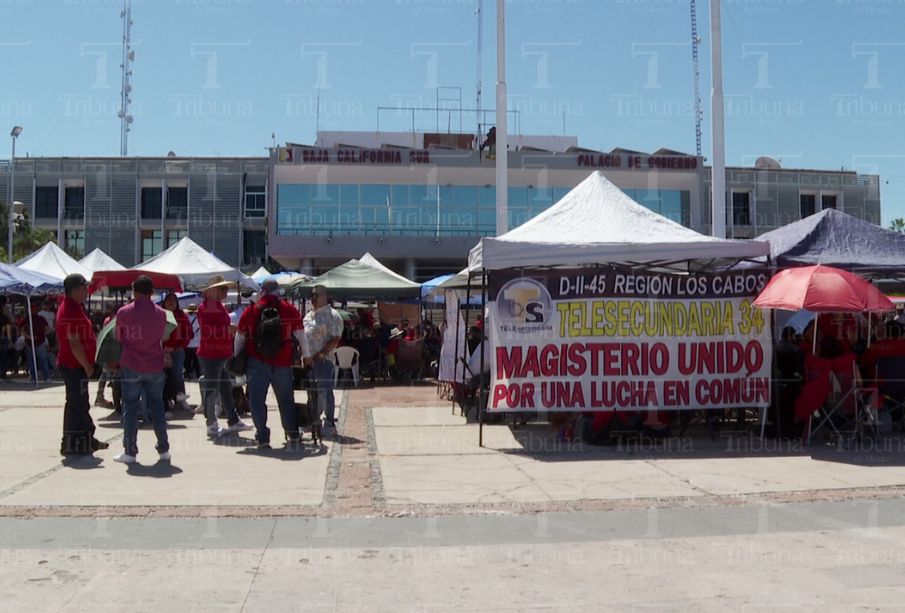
16, 242, 92, 281
468, 171, 770, 271
250, 266, 272, 283
132, 237, 259, 291
79, 248, 125, 273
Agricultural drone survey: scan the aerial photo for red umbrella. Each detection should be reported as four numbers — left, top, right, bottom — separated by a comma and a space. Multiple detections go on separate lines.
89, 270, 183, 295
753, 265, 894, 313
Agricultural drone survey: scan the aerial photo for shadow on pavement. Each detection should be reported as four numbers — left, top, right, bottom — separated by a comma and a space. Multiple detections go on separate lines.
60, 456, 104, 470
236, 442, 326, 460
501, 423, 905, 467
125, 462, 183, 478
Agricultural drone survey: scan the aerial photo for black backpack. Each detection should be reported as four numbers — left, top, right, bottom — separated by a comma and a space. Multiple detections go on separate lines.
255, 304, 284, 358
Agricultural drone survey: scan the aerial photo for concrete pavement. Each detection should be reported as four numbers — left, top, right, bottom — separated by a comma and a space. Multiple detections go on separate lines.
0, 380, 904, 515
2, 499, 905, 611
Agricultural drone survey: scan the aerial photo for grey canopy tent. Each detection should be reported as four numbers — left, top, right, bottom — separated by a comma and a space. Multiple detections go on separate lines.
0, 263, 63, 387
755, 208, 905, 274
291, 258, 421, 300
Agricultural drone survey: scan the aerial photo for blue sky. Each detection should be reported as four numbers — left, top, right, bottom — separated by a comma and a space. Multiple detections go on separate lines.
3, 0, 905, 223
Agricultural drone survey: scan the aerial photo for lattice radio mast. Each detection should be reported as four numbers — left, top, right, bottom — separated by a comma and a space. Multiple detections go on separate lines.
690, 0, 703, 157
118, 0, 135, 156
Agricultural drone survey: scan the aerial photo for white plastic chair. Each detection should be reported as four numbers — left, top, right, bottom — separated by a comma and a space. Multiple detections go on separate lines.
333, 346, 360, 387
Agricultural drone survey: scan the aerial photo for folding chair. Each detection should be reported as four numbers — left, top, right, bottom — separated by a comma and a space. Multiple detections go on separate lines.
808, 361, 878, 445
875, 355, 905, 431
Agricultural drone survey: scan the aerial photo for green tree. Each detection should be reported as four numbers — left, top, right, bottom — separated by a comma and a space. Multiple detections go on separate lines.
890, 218, 905, 234
0, 201, 57, 263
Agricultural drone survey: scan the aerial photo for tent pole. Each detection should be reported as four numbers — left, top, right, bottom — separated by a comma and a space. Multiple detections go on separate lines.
452, 289, 462, 416
812, 312, 818, 355
478, 268, 487, 448
26, 294, 38, 388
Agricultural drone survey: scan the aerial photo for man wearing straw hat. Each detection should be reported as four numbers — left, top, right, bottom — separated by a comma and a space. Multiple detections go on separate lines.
198, 275, 252, 438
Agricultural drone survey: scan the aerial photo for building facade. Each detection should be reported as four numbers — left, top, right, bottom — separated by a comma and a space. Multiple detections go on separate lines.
0, 156, 268, 268
1, 132, 882, 278
267, 131, 881, 279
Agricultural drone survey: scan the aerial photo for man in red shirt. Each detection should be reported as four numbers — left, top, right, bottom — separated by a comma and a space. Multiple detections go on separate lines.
236, 278, 306, 448
198, 275, 251, 438
57, 274, 106, 457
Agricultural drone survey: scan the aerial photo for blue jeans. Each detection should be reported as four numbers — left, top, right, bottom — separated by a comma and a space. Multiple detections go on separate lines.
312, 357, 336, 424
121, 368, 168, 457
199, 357, 239, 427
29, 341, 51, 382
164, 348, 186, 403
247, 357, 296, 444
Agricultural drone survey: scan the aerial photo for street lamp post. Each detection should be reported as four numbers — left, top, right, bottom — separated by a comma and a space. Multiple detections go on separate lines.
9, 126, 23, 263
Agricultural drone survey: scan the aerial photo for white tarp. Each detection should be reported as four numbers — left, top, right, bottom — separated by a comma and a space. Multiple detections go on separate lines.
469, 171, 770, 271
79, 248, 125, 272
17, 242, 92, 280
438, 290, 467, 383
133, 237, 258, 290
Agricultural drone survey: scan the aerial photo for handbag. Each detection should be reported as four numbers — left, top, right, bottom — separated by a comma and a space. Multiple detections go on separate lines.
228, 346, 248, 376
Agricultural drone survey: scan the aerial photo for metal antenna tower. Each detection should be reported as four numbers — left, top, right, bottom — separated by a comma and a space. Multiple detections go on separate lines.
118, 0, 135, 156
690, 0, 703, 157
475, 0, 483, 137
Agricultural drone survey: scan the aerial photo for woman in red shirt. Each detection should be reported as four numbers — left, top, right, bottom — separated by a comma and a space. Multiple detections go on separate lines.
162, 292, 193, 412
197, 276, 251, 438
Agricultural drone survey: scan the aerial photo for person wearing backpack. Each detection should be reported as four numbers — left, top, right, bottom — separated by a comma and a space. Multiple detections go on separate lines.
235, 278, 307, 449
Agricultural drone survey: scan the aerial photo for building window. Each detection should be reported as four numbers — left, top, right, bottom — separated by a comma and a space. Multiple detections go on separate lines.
141, 230, 163, 261
822, 194, 837, 210
731, 191, 751, 226
64, 186, 85, 221
166, 229, 186, 247
64, 230, 85, 259
800, 193, 816, 218
166, 186, 188, 221
243, 230, 266, 266
141, 187, 162, 220
244, 185, 266, 218
34, 186, 58, 219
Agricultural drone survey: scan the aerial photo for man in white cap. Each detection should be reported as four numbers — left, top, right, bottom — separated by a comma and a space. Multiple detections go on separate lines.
303, 285, 343, 435
235, 278, 307, 449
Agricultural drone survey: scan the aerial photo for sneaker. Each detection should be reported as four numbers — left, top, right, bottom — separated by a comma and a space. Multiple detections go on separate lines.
226, 420, 252, 433
257, 441, 271, 450
94, 398, 114, 409
194, 405, 205, 415
207, 424, 224, 438
158, 451, 171, 462
113, 452, 136, 464
321, 421, 337, 436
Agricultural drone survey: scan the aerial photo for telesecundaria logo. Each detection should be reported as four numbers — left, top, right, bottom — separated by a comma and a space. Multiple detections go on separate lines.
496, 277, 553, 332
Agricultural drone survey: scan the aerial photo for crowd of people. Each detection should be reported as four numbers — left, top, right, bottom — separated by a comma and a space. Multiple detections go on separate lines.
57, 273, 346, 463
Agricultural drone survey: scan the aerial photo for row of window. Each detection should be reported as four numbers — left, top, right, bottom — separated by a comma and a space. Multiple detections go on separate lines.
275, 184, 690, 236
139, 229, 266, 266
31, 185, 267, 221
730, 192, 837, 226
54, 228, 264, 266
